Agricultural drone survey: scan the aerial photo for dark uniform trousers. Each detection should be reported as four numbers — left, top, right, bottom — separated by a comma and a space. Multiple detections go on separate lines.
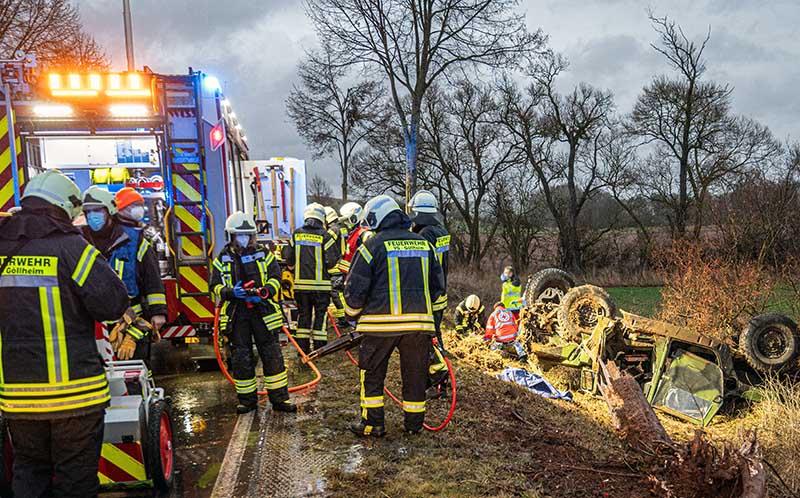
294, 290, 329, 353
358, 333, 430, 432
8, 410, 105, 498
229, 308, 290, 407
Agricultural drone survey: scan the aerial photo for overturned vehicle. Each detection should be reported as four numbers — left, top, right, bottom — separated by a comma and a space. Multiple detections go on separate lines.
519, 269, 800, 426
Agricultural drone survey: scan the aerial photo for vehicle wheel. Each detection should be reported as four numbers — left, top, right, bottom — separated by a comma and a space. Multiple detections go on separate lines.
0, 418, 12, 498
741, 314, 799, 372
557, 285, 616, 341
146, 400, 174, 492
524, 268, 576, 305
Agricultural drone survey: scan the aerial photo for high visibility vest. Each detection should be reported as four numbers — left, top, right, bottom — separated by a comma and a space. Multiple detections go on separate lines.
338, 226, 369, 273
485, 308, 518, 343
502, 280, 522, 311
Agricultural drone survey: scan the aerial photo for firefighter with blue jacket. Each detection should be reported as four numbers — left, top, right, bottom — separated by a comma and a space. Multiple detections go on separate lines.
344, 195, 445, 436
0, 170, 130, 498
80, 186, 167, 363
210, 211, 297, 415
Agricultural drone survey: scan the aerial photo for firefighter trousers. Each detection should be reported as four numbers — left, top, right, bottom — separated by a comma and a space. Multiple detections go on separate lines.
229, 310, 290, 407
428, 309, 449, 386
295, 290, 329, 353
358, 333, 430, 432
7, 409, 105, 498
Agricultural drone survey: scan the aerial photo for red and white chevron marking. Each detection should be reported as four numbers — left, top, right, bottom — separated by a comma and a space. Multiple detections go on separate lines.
160, 325, 196, 339
95, 323, 116, 363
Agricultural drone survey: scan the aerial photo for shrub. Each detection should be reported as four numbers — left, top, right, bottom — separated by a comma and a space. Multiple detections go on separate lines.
656, 241, 774, 340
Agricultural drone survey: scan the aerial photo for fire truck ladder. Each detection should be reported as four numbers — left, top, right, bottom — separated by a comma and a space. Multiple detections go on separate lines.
157, 74, 214, 312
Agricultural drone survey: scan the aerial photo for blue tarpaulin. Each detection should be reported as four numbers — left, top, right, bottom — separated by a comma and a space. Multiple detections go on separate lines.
496, 367, 573, 401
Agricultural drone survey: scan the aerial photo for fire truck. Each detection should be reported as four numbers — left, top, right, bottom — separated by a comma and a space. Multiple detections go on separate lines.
0, 51, 307, 361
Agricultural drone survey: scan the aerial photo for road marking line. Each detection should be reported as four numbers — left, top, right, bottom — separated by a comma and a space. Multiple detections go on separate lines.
210, 410, 255, 498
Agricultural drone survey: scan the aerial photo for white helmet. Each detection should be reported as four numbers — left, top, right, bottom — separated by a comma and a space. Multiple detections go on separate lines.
465, 294, 481, 312
408, 189, 438, 214
303, 203, 326, 223
22, 170, 83, 220
225, 211, 257, 234
82, 186, 118, 215
324, 206, 338, 225
363, 195, 400, 229
339, 201, 363, 226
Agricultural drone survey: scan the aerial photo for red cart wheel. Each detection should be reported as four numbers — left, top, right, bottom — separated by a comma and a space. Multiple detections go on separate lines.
146, 400, 174, 491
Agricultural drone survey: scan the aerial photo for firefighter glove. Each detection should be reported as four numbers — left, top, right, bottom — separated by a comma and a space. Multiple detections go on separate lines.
233, 280, 247, 299
117, 334, 137, 360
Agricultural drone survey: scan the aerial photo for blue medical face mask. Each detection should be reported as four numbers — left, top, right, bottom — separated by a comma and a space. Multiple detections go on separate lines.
500, 273, 509, 282
86, 211, 107, 232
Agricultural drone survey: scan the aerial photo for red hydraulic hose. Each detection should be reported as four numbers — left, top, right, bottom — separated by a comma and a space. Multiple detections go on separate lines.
213, 306, 322, 402
328, 311, 457, 432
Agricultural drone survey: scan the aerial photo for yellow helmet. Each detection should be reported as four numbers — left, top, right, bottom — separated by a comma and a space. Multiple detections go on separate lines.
465, 294, 481, 312
82, 186, 118, 215
224, 211, 257, 234
324, 206, 338, 224
303, 203, 326, 223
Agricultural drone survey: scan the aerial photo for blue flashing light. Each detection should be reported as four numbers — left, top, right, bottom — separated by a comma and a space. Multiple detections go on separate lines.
204, 75, 221, 91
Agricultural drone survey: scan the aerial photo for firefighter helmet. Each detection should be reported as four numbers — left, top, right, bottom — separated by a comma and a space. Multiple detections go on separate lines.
224, 211, 257, 234
324, 206, 338, 225
82, 186, 118, 215
339, 202, 363, 226
363, 195, 400, 230
465, 295, 481, 312
303, 203, 326, 223
408, 189, 438, 214
22, 170, 83, 220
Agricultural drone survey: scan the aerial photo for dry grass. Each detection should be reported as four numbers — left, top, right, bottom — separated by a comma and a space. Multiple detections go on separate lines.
756, 376, 800, 496
656, 241, 775, 340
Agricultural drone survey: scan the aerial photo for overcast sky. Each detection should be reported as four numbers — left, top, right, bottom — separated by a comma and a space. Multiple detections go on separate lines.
77, 0, 800, 195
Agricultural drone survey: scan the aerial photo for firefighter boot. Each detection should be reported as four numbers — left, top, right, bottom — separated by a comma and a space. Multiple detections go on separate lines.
349, 421, 386, 438
272, 400, 298, 413
236, 403, 257, 415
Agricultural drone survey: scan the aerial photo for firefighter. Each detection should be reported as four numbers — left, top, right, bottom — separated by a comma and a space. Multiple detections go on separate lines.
325, 206, 348, 327
344, 195, 445, 436
0, 170, 129, 498
80, 186, 167, 363
210, 211, 297, 415
407, 190, 451, 398
282, 203, 339, 353
501, 265, 523, 319
484, 302, 528, 362
454, 294, 486, 336
336, 201, 369, 275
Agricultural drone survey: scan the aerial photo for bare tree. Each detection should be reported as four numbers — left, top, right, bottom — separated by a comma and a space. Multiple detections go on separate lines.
308, 173, 334, 204
305, 0, 544, 200
629, 13, 731, 238
286, 44, 386, 200
500, 55, 615, 273
419, 80, 517, 266
0, 0, 107, 69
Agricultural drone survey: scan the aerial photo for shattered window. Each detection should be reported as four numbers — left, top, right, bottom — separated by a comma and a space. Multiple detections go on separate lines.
652, 349, 724, 423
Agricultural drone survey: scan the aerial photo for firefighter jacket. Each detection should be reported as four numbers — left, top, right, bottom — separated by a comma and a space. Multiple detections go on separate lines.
82, 220, 167, 341
412, 214, 449, 312
211, 242, 283, 333
282, 219, 339, 292
0, 205, 129, 419
343, 211, 445, 335
484, 307, 519, 343
327, 222, 348, 275
337, 226, 370, 273
502, 276, 523, 311
453, 300, 486, 334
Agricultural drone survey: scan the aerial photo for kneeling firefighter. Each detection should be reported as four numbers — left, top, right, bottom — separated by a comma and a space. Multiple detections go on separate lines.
211, 211, 297, 415
344, 195, 445, 436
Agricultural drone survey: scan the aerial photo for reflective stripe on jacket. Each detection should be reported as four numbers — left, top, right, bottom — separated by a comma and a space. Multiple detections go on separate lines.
343, 221, 445, 336
211, 243, 283, 332
454, 302, 485, 333
338, 226, 369, 273
0, 212, 129, 419
484, 307, 518, 343
283, 223, 339, 291
415, 223, 449, 312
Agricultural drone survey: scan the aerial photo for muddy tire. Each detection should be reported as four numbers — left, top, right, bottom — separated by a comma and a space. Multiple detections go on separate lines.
146, 400, 174, 492
525, 268, 576, 305
740, 314, 798, 372
557, 285, 616, 341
